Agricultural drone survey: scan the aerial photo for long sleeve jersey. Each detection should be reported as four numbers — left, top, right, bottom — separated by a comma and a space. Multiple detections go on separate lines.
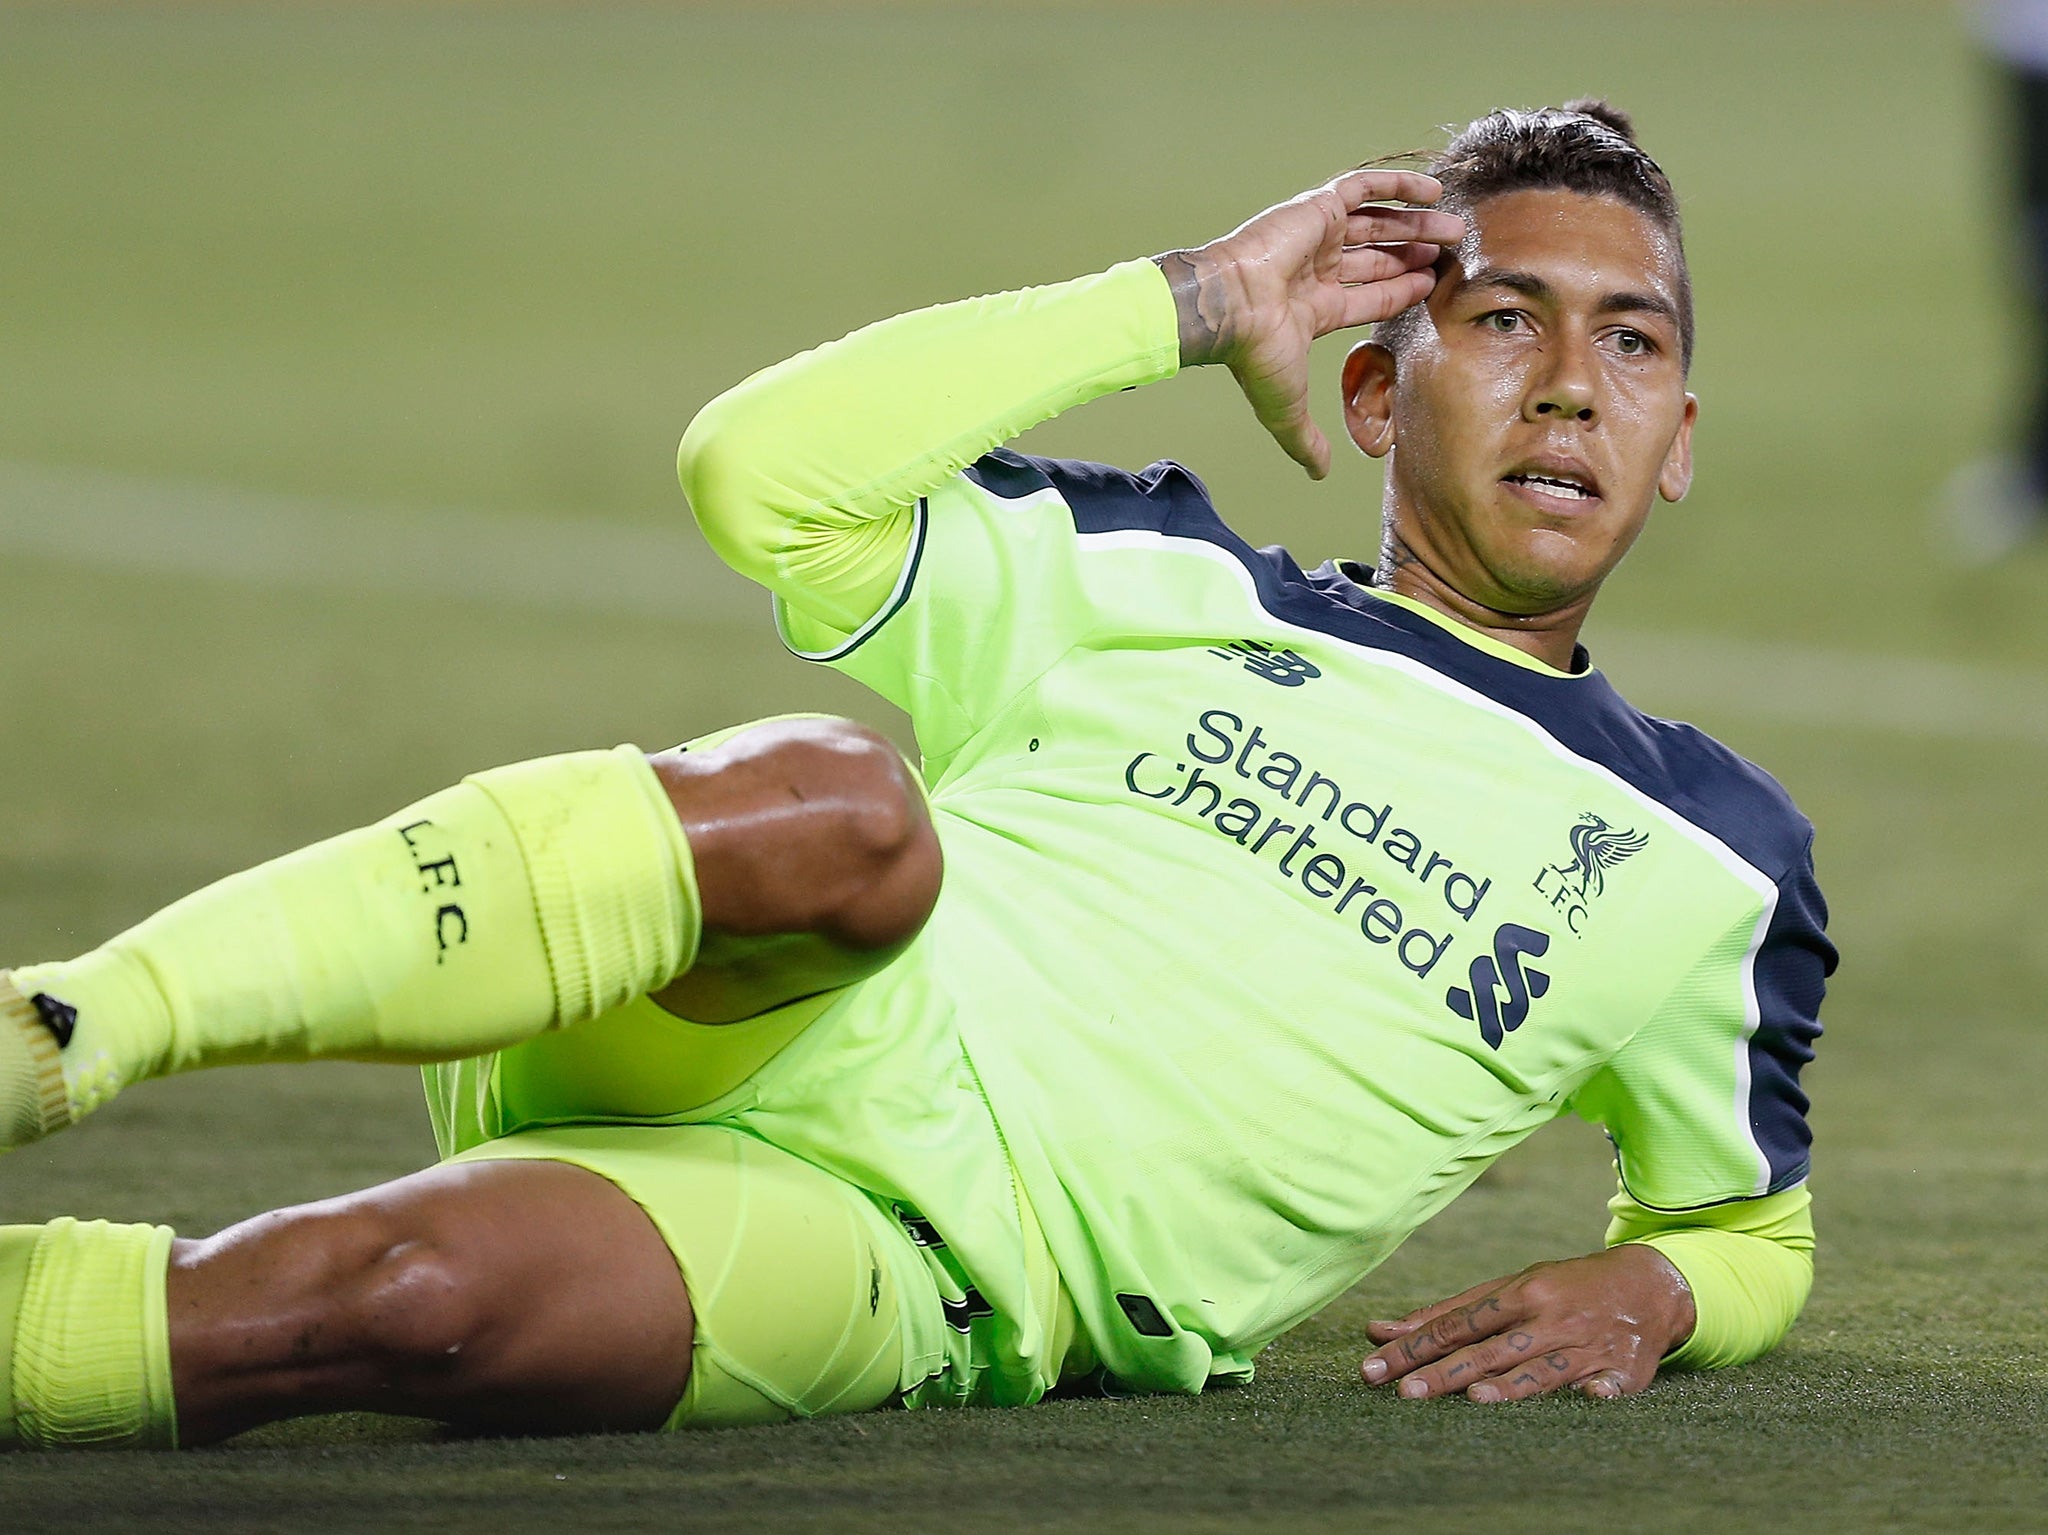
678, 258, 1830, 1388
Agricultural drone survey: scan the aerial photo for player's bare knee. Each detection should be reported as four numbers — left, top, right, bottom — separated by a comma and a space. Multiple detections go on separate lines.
655, 716, 940, 944
346, 1238, 488, 1376
175, 1200, 485, 1382
798, 721, 940, 949
277, 1205, 492, 1380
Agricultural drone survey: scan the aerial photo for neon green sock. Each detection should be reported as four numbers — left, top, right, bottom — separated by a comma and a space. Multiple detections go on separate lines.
7, 745, 699, 1134
1, 1219, 177, 1449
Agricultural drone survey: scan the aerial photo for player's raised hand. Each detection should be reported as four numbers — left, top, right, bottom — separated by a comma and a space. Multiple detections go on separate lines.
1356, 1244, 1697, 1403
1155, 170, 1464, 479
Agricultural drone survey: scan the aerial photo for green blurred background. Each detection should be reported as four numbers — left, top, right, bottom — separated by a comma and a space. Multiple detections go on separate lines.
1, 3, 2043, 1530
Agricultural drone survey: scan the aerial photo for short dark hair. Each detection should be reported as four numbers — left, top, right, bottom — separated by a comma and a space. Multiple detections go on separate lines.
1373, 98, 1693, 371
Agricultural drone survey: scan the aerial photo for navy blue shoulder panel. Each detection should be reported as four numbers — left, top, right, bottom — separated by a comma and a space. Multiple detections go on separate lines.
1745, 838, 1831, 1192
968, 449, 1835, 1192
967, 449, 1814, 870
963, 448, 1221, 536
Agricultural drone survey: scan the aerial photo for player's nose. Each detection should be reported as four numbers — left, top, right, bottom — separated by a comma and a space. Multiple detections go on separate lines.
1522, 335, 1600, 424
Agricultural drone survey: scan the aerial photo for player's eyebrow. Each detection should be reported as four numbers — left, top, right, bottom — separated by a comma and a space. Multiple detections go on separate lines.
1594, 289, 1681, 328
1463, 267, 1553, 301
1462, 267, 1680, 330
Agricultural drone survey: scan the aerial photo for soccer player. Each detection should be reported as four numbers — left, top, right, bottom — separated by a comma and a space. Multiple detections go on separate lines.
0, 100, 1831, 1448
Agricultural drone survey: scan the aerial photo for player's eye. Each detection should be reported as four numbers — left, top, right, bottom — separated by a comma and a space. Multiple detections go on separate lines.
1481, 310, 1527, 335
1609, 328, 1653, 356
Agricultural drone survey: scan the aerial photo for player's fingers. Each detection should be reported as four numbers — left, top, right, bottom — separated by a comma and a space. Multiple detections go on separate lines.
1464, 1347, 1581, 1403
1363, 1287, 1532, 1383
1384, 1341, 1493, 1398
1343, 209, 1456, 248
1267, 417, 1329, 480
1237, 370, 1328, 478
1384, 1321, 1545, 1400
1336, 269, 1436, 328
1335, 245, 1428, 286
1343, 203, 1467, 249
1384, 240, 1446, 270
1365, 1307, 1458, 1345
1367, 1273, 1516, 1338
1577, 1368, 1634, 1400
1328, 167, 1445, 209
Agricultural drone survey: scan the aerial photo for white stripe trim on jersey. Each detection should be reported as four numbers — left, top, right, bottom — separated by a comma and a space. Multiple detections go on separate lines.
771, 497, 930, 663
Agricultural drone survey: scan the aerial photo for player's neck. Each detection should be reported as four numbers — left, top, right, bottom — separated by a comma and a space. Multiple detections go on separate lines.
1370, 536, 1592, 674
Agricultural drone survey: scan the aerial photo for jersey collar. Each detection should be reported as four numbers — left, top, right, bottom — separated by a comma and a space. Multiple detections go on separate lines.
1328, 560, 1593, 679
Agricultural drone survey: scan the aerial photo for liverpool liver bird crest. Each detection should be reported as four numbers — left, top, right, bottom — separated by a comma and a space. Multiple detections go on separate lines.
1557, 813, 1649, 901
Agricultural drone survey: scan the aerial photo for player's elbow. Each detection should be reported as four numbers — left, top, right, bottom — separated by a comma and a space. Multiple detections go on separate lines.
675, 390, 732, 518
678, 382, 787, 585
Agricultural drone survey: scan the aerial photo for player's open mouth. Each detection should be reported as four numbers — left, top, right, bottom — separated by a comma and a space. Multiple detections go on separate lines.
1501, 467, 1602, 507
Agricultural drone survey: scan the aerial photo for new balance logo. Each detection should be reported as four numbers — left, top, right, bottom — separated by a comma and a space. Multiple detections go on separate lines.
1208, 639, 1321, 687
1446, 923, 1551, 1050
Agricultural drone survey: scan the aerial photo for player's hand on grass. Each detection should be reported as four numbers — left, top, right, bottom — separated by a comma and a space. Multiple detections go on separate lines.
1357, 1244, 1697, 1403
1154, 169, 1465, 479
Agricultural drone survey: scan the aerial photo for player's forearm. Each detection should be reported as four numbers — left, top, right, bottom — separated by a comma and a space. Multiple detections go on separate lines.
1607, 1186, 1815, 1370
678, 259, 1181, 632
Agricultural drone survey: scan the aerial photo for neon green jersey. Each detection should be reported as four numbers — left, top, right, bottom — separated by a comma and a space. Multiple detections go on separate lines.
677, 260, 1833, 1395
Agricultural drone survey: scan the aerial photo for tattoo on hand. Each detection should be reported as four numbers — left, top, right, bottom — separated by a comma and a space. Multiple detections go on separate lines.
1507, 1331, 1535, 1353
1545, 1353, 1571, 1374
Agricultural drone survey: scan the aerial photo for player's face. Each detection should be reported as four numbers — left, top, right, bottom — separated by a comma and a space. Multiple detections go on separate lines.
1342, 188, 1697, 615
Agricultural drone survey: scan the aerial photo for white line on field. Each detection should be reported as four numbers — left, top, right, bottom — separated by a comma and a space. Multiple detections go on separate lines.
0, 458, 765, 626
4, 458, 2046, 750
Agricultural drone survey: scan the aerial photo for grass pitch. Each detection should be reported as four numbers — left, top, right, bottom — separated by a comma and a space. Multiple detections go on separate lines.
1, 4, 2044, 1530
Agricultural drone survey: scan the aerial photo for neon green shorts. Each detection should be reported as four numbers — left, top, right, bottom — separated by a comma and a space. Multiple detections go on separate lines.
448, 1108, 1090, 1429
450, 1121, 915, 1427
436, 984, 1097, 1428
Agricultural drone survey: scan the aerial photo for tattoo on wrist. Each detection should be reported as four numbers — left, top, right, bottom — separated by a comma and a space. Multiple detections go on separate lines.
1153, 249, 1230, 368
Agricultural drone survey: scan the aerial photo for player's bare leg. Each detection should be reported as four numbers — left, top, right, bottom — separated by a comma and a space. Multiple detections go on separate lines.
167, 1159, 690, 1443
0, 714, 941, 1447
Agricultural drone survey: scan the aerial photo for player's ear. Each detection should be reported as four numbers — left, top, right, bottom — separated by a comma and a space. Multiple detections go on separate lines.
1657, 392, 1698, 502
1342, 342, 1398, 460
